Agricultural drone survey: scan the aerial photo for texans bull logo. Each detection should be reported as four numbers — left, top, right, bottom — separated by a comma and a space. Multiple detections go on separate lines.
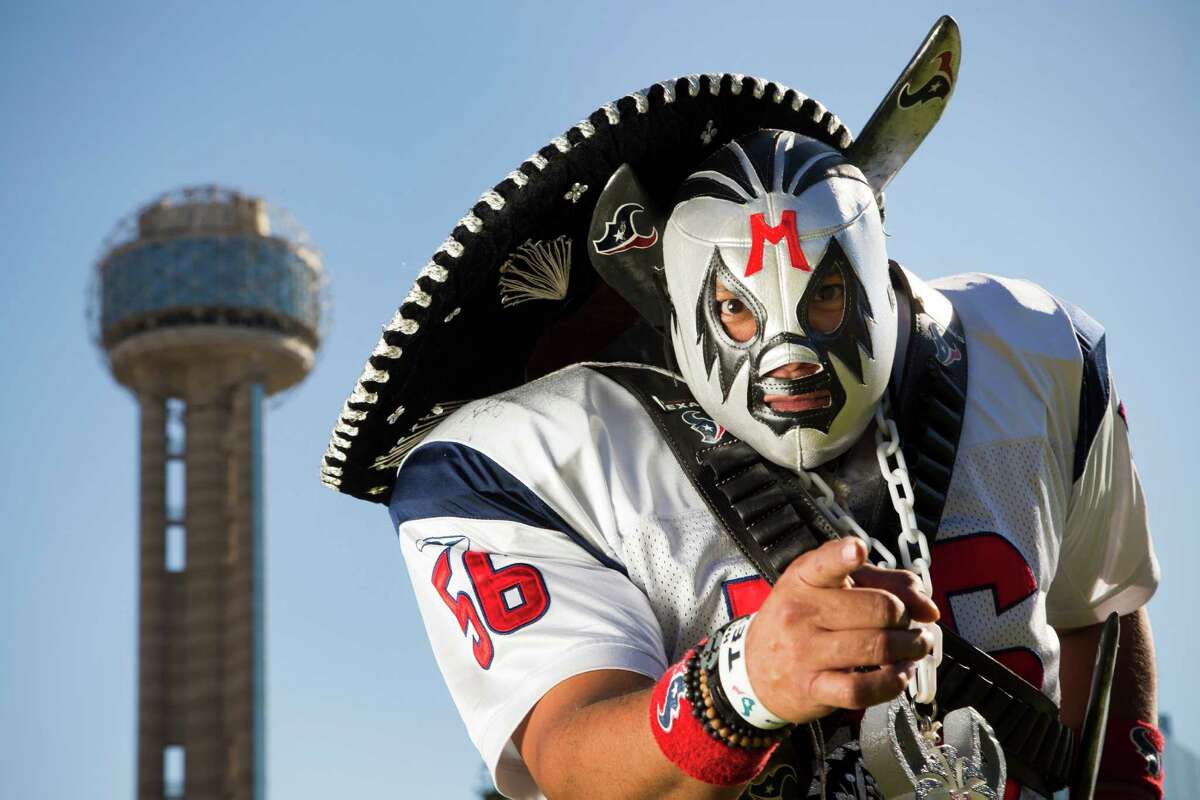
897, 50, 955, 108
682, 409, 726, 445
928, 319, 962, 366
1130, 726, 1163, 777
592, 202, 659, 255
746, 763, 799, 800
655, 665, 687, 732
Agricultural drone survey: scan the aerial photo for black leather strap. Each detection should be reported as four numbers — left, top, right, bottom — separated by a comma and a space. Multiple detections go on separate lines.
590, 279, 1073, 794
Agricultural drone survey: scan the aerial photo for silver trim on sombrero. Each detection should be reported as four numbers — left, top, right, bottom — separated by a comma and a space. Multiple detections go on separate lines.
371, 400, 470, 472
349, 385, 377, 405
321, 74, 853, 494
386, 311, 420, 336
419, 262, 448, 283
372, 342, 403, 360
403, 288, 432, 308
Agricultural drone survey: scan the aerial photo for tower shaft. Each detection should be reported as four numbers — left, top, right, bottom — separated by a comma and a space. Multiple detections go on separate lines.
96, 186, 321, 799
136, 368, 264, 800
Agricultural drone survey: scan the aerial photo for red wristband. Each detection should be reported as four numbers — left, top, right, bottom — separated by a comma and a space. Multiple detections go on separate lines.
1097, 718, 1164, 799
649, 649, 778, 786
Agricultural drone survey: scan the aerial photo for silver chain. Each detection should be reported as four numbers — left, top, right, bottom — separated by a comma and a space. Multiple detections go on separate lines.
871, 400, 933, 598
800, 395, 942, 704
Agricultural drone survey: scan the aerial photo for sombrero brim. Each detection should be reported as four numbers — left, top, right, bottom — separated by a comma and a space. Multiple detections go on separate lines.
322, 73, 854, 502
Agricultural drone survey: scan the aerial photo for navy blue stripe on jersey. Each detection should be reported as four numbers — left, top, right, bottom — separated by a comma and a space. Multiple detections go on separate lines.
1058, 298, 1111, 482
389, 441, 626, 574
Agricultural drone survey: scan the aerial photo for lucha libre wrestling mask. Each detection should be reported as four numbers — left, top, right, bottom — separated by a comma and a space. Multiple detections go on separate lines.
586, 129, 899, 472
662, 130, 897, 470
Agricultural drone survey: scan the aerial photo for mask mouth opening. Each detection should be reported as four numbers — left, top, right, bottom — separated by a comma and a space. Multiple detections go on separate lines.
746, 334, 847, 434
753, 370, 834, 417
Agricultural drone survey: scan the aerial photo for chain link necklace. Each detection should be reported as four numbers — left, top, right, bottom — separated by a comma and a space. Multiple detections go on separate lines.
795, 397, 942, 798
800, 395, 943, 703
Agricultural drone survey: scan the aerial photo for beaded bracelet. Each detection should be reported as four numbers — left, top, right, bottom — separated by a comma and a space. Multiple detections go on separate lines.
686, 626, 793, 749
649, 647, 779, 785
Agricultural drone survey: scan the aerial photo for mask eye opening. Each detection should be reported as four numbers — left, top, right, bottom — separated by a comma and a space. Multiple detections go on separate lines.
704, 249, 763, 350
796, 244, 849, 339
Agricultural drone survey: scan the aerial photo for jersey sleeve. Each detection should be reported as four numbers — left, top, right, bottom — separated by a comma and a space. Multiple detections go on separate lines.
390, 437, 667, 800
1045, 302, 1160, 629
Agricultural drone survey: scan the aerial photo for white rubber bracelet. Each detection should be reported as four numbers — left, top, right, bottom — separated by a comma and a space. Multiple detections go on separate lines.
716, 614, 788, 730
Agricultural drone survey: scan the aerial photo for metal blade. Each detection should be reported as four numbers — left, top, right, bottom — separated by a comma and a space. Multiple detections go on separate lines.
1071, 612, 1122, 799
846, 15, 962, 197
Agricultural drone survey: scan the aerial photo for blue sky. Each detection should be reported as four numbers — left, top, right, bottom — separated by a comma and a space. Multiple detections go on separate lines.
2, 2, 1197, 797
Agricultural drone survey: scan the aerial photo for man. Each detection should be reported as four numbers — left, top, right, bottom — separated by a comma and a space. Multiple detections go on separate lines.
322, 28, 1161, 799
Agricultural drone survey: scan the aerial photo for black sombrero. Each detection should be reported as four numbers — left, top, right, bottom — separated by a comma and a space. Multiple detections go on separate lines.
322, 20, 960, 503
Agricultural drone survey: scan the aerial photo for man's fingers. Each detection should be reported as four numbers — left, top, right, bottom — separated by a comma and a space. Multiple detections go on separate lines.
851, 563, 940, 623
808, 628, 934, 670
808, 662, 918, 710
783, 538, 866, 590
811, 587, 909, 631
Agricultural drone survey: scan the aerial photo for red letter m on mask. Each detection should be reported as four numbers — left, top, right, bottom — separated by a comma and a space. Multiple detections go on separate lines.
745, 210, 810, 277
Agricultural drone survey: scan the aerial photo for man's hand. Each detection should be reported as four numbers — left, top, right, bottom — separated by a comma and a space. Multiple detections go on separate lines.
746, 538, 940, 723
516, 538, 942, 799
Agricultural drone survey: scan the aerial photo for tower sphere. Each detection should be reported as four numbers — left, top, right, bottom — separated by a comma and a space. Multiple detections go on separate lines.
92, 184, 326, 396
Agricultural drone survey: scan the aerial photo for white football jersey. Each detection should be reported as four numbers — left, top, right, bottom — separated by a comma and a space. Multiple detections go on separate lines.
389, 273, 1157, 800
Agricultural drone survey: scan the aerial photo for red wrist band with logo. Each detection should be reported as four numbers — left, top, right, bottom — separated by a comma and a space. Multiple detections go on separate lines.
649, 648, 778, 786
1097, 718, 1164, 799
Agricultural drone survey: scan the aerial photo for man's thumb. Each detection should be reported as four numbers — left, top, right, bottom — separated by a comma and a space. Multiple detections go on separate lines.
785, 537, 866, 589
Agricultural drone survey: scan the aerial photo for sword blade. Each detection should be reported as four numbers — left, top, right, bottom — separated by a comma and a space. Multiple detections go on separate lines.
1071, 612, 1122, 799
846, 15, 962, 198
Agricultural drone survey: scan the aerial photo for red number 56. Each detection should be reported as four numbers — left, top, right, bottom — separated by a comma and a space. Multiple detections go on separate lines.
432, 547, 550, 669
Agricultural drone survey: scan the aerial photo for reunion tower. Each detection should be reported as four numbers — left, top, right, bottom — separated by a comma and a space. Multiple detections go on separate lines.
92, 186, 324, 799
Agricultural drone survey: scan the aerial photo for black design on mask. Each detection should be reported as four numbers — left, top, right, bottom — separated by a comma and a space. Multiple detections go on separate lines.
695, 248, 763, 401
797, 236, 875, 385
749, 332, 846, 435
675, 130, 858, 208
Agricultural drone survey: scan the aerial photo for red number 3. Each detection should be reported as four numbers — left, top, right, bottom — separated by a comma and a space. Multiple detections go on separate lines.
431, 547, 551, 669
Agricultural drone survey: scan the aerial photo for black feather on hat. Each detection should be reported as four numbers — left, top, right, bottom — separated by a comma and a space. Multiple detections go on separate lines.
322, 74, 853, 502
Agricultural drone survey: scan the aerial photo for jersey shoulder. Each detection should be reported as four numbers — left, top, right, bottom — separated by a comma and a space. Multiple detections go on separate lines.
928, 272, 1085, 358
396, 363, 675, 494
929, 272, 1111, 479
390, 363, 701, 558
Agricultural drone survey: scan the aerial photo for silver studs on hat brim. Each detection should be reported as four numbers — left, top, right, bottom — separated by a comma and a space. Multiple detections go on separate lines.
564, 182, 588, 203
